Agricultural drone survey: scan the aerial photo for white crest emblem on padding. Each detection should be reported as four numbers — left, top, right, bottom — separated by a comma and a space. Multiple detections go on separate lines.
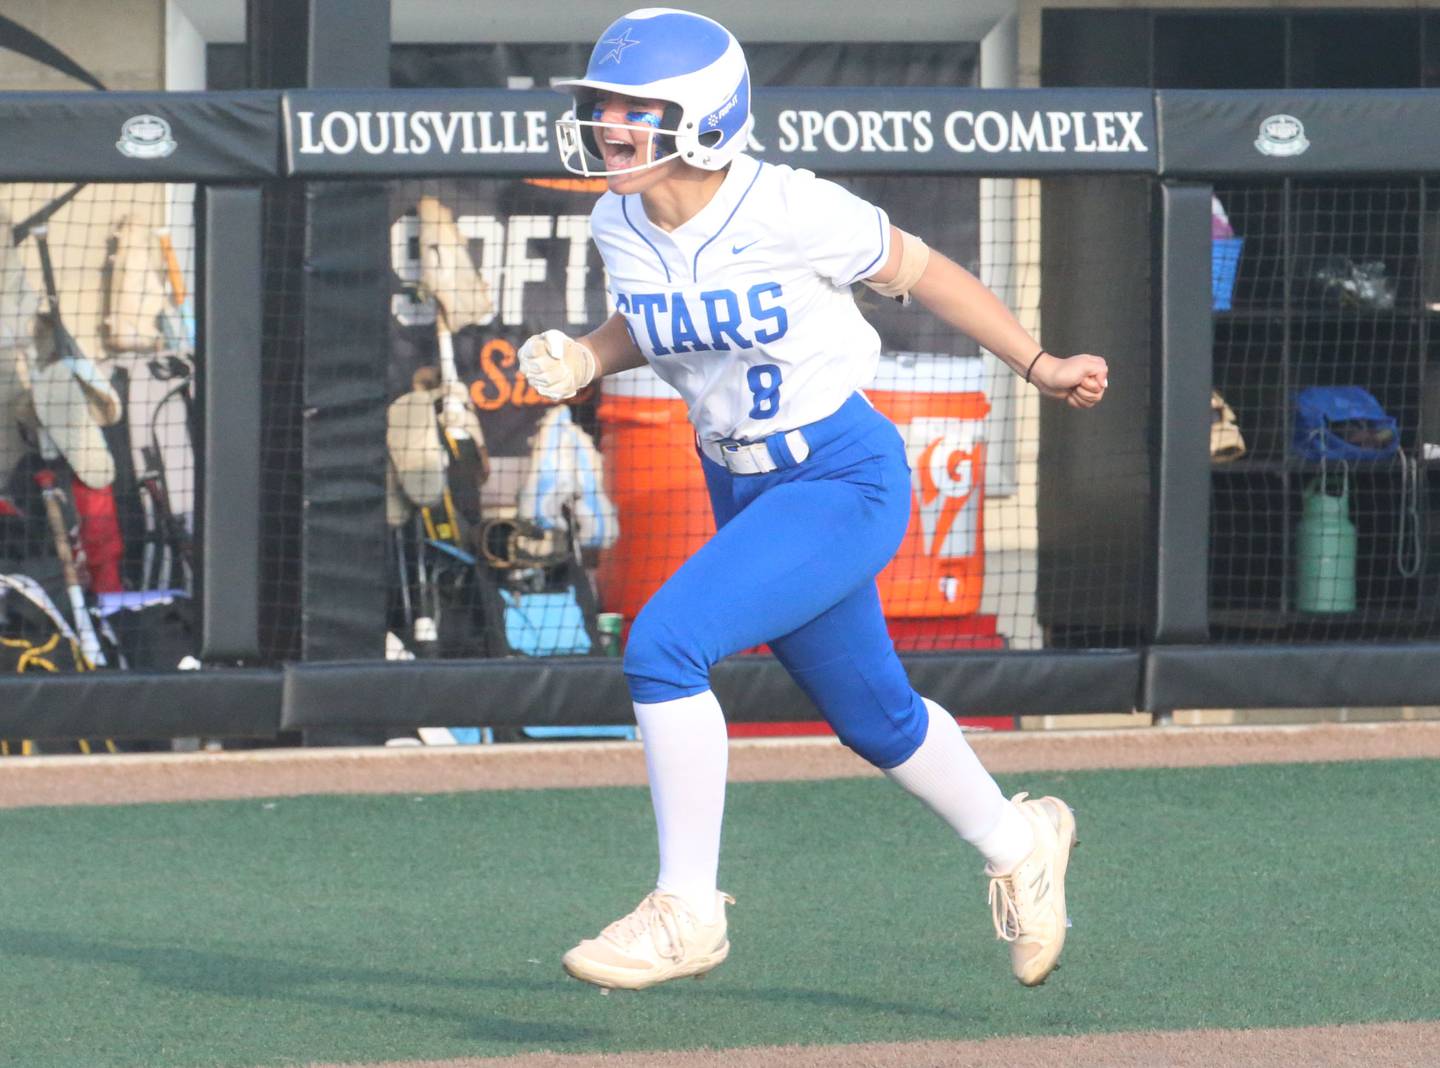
117, 114, 177, 159
1254, 114, 1309, 157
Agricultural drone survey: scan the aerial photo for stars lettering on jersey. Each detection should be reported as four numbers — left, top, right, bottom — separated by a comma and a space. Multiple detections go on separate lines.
599, 27, 641, 65
615, 284, 789, 357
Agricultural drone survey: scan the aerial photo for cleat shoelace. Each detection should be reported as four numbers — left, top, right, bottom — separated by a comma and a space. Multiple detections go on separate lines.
987, 794, 1058, 944
601, 892, 689, 962
988, 874, 1022, 943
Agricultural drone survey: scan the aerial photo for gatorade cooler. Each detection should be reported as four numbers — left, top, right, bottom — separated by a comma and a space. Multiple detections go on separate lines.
595, 366, 715, 623
596, 355, 989, 627
868, 352, 990, 618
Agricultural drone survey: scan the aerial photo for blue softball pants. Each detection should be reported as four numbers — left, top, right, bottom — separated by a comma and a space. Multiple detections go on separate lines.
622, 392, 930, 769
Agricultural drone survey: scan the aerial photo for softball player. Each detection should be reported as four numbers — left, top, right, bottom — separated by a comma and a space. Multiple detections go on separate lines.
520, 7, 1109, 992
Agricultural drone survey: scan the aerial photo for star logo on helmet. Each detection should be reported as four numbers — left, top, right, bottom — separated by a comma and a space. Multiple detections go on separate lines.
599, 26, 640, 65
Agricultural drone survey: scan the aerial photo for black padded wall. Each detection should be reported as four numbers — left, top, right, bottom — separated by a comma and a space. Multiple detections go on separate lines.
1036, 176, 1155, 645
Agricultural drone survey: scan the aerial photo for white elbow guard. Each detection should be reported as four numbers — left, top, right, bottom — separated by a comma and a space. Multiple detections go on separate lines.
863, 228, 930, 303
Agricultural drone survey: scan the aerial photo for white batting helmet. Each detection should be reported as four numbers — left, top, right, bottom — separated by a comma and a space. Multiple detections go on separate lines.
554, 8, 753, 177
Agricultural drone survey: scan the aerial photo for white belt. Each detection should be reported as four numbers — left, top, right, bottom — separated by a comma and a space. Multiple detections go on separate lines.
700, 429, 812, 475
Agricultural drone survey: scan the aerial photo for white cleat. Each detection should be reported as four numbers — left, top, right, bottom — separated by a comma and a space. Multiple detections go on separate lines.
562, 890, 735, 991
986, 792, 1078, 987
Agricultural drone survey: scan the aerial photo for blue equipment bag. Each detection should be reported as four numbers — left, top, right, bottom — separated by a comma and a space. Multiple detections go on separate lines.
500, 588, 592, 656
1293, 386, 1399, 462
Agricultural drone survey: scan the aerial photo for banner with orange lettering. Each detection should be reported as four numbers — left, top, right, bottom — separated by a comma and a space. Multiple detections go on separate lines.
386, 173, 977, 456
389, 176, 608, 457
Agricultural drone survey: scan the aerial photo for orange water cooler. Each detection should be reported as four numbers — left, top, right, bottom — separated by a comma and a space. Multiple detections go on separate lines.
868, 352, 990, 624
596, 355, 990, 644
595, 367, 715, 624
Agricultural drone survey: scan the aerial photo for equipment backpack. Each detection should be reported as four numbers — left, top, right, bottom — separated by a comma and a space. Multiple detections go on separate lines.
1293, 386, 1399, 463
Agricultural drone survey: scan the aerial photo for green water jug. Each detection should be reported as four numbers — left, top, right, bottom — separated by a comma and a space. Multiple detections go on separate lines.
1296, 470, 1357, 613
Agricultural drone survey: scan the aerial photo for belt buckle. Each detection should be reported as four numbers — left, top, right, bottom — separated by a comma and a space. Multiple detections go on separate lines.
719, 440, 773, 475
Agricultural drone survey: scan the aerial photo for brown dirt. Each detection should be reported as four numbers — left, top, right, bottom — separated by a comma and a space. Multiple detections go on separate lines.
6, 720, 1439, 1068
300, 1019, 1440, 1068
4, 720, 1440, 809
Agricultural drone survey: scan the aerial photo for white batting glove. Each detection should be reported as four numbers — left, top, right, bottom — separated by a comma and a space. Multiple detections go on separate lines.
517, 329, 598, 402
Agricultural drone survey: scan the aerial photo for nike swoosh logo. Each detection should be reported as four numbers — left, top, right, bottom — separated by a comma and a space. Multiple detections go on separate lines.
731, 239, 760, 255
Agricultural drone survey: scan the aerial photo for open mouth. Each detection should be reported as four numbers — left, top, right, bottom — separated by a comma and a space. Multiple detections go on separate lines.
603, 136, 641, 171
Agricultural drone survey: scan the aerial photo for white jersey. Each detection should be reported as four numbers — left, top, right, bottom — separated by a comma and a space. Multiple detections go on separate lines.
590, 153, 890, 444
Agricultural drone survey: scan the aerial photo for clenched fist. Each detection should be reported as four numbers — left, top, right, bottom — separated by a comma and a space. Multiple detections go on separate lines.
517, 329, 598, 402
1030, 352, 1109, 410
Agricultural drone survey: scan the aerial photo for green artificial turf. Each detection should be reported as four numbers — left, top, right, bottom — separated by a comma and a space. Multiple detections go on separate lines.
0, 758, 1436, 1067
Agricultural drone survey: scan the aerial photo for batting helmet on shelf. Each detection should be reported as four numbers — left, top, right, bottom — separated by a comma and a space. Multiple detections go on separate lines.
554, 7, 753, 176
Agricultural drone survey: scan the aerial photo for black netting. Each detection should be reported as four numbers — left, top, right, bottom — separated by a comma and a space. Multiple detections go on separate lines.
1, 181, 198, 676
1210, 178, 1438, 642
0, 171, 1132, 689
370, 173, 1126, 665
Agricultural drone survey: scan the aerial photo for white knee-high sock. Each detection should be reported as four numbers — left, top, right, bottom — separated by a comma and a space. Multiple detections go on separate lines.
884, 698, 1034, 873
632, 690, 729, 921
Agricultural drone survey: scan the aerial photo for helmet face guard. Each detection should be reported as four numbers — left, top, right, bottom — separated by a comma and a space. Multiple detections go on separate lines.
554, 8, 753, 177
556, 100, 685, 178
556, 117, 677, 178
